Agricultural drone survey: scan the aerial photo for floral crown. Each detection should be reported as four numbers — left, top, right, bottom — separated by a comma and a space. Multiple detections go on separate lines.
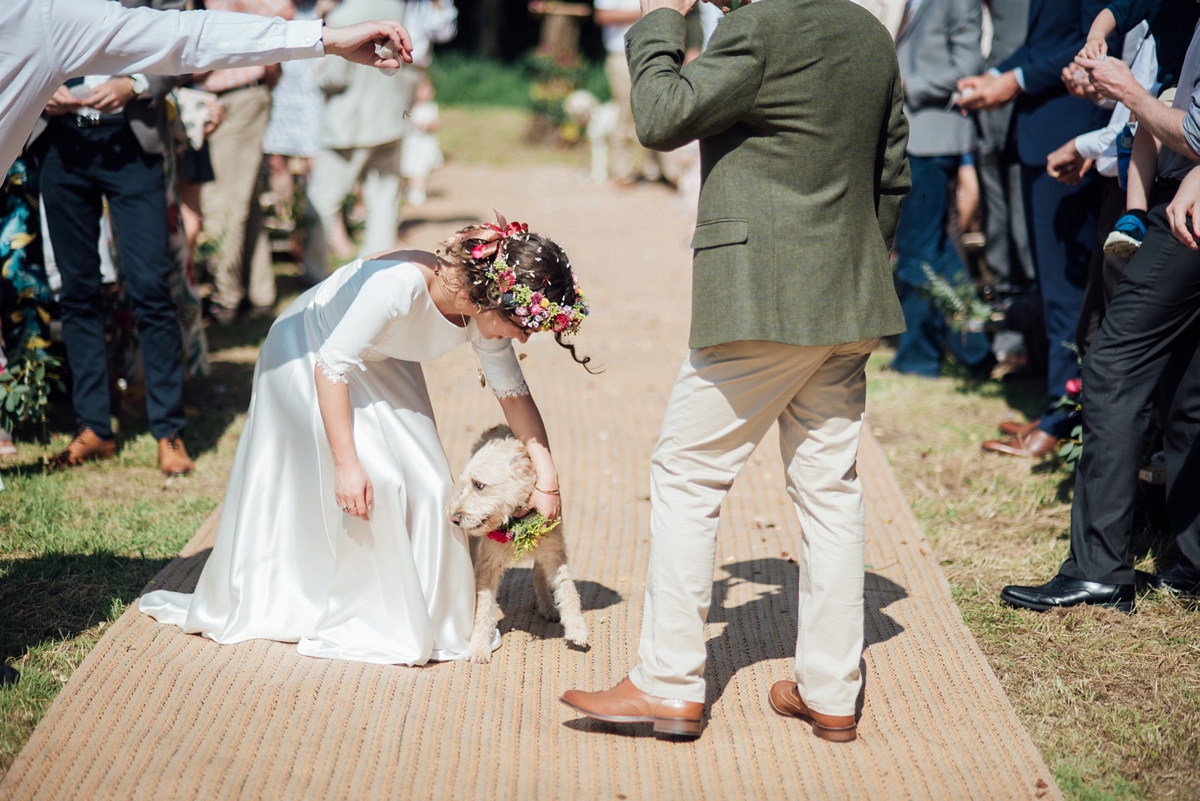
464, 214, 588, 336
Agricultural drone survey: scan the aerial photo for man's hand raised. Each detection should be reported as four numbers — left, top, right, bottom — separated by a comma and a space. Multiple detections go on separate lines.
1077, 55, 1140, 106
322, 20, 413, 68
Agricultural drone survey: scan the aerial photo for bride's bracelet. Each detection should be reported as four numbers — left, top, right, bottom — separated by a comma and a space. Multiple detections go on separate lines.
534, 485, 560, 495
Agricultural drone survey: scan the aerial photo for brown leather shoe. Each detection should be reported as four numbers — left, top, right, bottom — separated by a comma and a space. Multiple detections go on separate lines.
157, 435, 195, 476
981, 428, 1059, 458
768, 681, 857, 742
49, 428, 117, 470
560, 677, 703, 737
998, 418, 1040, 437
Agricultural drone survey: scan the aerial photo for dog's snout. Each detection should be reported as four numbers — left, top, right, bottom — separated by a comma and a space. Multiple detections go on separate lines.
450, 513, 464, 527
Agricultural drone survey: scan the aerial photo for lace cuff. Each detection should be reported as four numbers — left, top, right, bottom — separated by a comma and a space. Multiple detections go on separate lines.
489, 374, 530, 399
315, 344, 349, 385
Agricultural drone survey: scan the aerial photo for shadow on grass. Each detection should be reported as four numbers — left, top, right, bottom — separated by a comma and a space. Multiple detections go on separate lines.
562, 559, 907, 737
0, 551, 174, 663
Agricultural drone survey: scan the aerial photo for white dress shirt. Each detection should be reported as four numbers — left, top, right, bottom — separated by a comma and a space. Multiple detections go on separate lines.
0, 0, 326, 174
1075, 23, 1158, 177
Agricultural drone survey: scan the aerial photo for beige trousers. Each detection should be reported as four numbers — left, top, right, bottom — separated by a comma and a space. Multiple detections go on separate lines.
629, 338, 877, 716
201, 84, 275, 312
605, 52, 659, 183
308, 140, 402, 260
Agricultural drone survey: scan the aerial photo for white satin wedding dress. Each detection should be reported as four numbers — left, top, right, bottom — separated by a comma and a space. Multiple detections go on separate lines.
140, 259, 529, 664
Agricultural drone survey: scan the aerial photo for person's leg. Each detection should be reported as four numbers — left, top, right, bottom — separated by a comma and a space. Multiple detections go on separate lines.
892, 155, 957, 376
630, 341, 837, 703
308, 146, 366, 261
1006, 148, 1036, 288
605, 52, 639, 184
38, 126, 112, 438
358, 140, 402, 256
200, 85, 272, 316
778, 338, 875, 716
1025, 166, 1099, 438
243, 156, 276, 310
977, 144, 1013, 290
1060, 203, 1200, 585
1077, 177, 1125, 355
1161, 328, 1200, 572
98, 128, 187, 441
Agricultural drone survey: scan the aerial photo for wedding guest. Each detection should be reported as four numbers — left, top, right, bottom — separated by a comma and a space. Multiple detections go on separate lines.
195, 0, 297, 326
959, 0, 1117, 459
594, 0, 661, 184
0, 0, 414, 177
400, 76, 443, 207
975, 0, 1036, 299
1001, 27, 1200, 610
562, 0, 909, 740
890, 0, 991, 378
308, 0, 411, 262
34, 0, 213, 474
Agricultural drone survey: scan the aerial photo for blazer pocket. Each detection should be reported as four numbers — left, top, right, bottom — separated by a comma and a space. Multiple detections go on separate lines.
690, 219, 749, 250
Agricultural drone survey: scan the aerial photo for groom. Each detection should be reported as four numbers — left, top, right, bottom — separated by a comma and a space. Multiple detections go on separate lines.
561, 0, 909, 739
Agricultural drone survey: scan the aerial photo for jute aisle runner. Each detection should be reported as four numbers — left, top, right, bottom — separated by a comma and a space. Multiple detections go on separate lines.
1, 165, 1060, 800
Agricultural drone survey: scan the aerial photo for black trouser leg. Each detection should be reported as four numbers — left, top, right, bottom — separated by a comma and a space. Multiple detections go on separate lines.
39, 124, 113, 439
95, 130, 186, 439
1061, 203, 1200, 584
1162, 333, 1200, 570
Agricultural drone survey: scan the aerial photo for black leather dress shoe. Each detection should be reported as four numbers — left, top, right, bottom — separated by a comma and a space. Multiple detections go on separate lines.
1000, 574, 1134, 613
1154, 564, 1200, 597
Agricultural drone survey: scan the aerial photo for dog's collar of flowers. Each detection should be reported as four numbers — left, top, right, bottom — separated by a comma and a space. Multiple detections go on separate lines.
488, 511, 561, 564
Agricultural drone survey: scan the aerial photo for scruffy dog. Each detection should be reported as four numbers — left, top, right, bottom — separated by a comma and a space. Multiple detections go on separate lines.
448, 426, 588, 663
563, 89, 619, 184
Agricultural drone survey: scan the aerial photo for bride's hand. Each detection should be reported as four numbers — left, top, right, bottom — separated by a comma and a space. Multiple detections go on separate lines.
528, 487, 561, 522
335, 461, 374, 520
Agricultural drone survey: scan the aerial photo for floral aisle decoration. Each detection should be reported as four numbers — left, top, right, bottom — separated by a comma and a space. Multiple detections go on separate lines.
0, 156, 63, 442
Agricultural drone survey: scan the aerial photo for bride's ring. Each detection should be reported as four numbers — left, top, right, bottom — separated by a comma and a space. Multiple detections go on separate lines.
340, 504, 351, 512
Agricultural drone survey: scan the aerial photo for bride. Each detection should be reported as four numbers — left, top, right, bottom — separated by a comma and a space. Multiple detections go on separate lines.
140, 217, 589, 665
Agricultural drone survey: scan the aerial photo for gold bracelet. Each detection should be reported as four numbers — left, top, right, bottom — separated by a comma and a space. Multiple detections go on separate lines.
534, 486, 560, 495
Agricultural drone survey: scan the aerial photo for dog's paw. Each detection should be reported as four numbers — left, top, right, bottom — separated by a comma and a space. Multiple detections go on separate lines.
464, 645, 493, 664
563, 621, 589, 648
537, 603, 561, 622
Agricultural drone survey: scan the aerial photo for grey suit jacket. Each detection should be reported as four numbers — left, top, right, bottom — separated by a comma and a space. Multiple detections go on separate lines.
976, 0, 1031, 152
319, 0, 413, 150
896, 0, 983, 157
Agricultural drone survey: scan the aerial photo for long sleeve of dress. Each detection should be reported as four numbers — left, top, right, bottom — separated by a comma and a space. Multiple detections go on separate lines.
316, 270, 416, 384
471, 334, 530, 399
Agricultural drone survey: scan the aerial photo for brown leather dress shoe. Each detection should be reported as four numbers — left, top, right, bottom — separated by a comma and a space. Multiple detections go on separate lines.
49, 428, 117, 470
560, 677, 703, 737
157, 435, 195, 476
768, 681, 857, 742
981, 428, 1059, 458
998, 418, 1040, 437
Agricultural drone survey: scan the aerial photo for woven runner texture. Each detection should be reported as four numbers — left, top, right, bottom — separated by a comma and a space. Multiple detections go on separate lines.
1, 164, 1060, 800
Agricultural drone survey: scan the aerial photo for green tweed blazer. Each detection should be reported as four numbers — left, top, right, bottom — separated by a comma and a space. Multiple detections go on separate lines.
626, 0, 911, 349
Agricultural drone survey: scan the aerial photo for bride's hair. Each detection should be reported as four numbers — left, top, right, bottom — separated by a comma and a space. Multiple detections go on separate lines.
437, 222, 597, 373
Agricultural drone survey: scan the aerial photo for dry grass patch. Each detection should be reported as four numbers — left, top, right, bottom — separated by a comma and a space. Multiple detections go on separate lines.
866, 347, 1200, 800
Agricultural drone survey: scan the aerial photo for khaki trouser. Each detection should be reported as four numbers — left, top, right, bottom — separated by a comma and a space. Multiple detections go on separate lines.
308, 140, 402, 260
201, 84, 275, 312
605, 52, 659, 183
629, 338, 877, 716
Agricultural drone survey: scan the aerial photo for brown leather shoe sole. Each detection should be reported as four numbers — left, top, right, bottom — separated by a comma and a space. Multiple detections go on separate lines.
981, 428, 1058, 458
768, 690, 857, 743
558, 697, 703, 737
998, 419, 1039, 437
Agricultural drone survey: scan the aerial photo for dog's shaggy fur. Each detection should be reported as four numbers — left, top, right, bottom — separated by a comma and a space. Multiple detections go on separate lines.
448, 426, 588, 663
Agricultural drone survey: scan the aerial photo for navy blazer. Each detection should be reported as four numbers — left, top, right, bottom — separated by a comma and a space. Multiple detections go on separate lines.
999, 0, 1118, 166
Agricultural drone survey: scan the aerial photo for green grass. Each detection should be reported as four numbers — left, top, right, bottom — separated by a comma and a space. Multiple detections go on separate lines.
0, 301, 278, 775
429, 51, 611, 108
865, 347, 1200, 800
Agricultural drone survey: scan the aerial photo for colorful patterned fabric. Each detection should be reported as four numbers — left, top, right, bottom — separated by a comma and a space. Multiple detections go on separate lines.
0, 156, 53, 361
